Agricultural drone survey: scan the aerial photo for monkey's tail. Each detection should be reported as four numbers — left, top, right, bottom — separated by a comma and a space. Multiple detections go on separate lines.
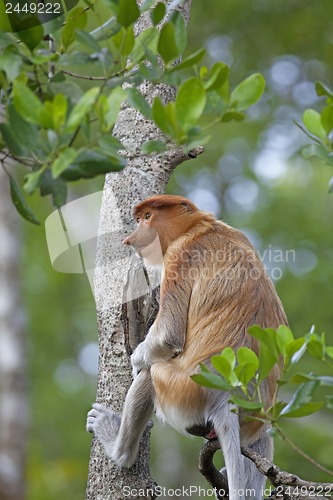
242, 429, 273, 500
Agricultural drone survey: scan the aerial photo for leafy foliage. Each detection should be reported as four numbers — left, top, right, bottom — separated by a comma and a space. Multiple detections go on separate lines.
0, 0, 265, 223
300, 81, 333, 191
192, 325, 333, 427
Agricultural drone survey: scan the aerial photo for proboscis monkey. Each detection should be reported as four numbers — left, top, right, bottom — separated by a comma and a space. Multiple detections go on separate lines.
87, 194, 287, 500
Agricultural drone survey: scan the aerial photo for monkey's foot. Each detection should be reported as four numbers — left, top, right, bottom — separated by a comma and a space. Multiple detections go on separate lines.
86, 403, 121, 457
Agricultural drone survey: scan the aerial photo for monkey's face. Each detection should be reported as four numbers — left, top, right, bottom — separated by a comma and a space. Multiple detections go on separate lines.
122, 211, 163, 266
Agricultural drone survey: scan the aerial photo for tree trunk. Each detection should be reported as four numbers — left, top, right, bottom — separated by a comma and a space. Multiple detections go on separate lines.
0, 167, 28, 500
85, 2, 193, 498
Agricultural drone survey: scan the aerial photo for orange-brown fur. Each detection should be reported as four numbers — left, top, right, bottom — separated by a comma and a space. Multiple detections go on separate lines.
129, 195, 286, 432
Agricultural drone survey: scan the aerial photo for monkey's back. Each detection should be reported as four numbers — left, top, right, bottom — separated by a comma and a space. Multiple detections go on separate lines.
151, 219, 287, 433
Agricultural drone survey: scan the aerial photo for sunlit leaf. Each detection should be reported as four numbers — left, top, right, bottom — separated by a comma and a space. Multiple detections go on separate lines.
204, 62, 229, 91
51, 148, 79, 179
280, 402, 323, 418
64, 87, 100, 133
175, 78, 206, 130
191, 372, 231, 391
303, 109, 327, 141
230, 73, 265, 111
12, 81, 43, 125
280, 381, 318, 417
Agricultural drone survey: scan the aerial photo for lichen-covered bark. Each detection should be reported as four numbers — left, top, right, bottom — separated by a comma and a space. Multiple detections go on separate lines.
86, 2, 193, 499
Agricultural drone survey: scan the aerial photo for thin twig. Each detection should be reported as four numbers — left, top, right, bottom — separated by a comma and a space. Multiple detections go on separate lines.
242, 446, 333, 490
275, 425, 333, 478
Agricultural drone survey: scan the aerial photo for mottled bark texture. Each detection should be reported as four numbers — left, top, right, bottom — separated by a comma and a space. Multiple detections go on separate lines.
0, 167, 28, 500
85, 2, 194, 499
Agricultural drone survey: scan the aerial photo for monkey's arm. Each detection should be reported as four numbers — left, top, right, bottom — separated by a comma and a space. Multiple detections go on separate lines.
131, 261, 192, 375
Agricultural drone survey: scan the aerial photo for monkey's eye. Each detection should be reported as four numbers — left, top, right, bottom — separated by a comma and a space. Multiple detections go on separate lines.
136, 217, 140, 224
144, 212, 151, 220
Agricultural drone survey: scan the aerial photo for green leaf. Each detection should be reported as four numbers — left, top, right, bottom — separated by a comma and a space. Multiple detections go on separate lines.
158, 22, 178, 63
39, 170, 68, 208
140, 0, 155, 10
62, 8, 88, 49
276, 325, 294, 357
235, 347, 259, 386
248, 326, 279, 381
75, 29, 101, 51
321, 105, 333, 135
19, 21, 43, 51
211, 355, 232, 379
280, 402, 323, 418
150, 2, 166, 25
301, 144, 333, 165
141, 140, 166, 153
306, 334, 325, 360
130, 26, 159, 65
50, 94, 68, 132
117, 0, 140, 27
152, 97, 177, 138
170, 48, 206, 72
280, 381, 319, 417
303, 109, 327, 141
175, 78, 206, 131
0, 45, 22, 82
12, 81, 43, 125
103, 87, 126, 131
64, 87, 100, 133
98, 135, 124, 155
211, 348, 238, 386
269, 400, 287, 419
229, 395, 263, 411
90, 17, 122, 42
169, 10, 187, 56
0, 123, 24, 156
60, 150, 125, 181
230, 73, 265, 111
191, 372, 231, 391
126, 88, 152, 119
289, 342, 307, 367
289, 373, 314, 384
29, 53, 58, 65
221, 111, 245, 122
204, 62, 229, 91
8, 175, 40, 225
221, 347, 236, 368
157, 13, 187, 65
290, 374, 333, 387
24, 169, 44, 195
315, 81, 333, 99
326, 346, 333, 359
51, 148, 79, 179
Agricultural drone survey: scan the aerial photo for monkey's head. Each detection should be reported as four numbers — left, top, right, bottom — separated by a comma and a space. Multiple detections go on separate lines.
122, 195, 202, 265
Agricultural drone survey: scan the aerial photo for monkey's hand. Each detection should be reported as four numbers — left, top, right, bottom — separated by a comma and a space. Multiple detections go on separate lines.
131, 342, 149, 377
86, 403, 121, 457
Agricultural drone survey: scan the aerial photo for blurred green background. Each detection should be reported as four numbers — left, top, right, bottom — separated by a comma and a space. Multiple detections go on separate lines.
16, 0, 333, 498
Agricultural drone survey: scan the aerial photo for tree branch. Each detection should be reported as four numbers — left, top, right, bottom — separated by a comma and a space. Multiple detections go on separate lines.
198, 440, 333, 500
